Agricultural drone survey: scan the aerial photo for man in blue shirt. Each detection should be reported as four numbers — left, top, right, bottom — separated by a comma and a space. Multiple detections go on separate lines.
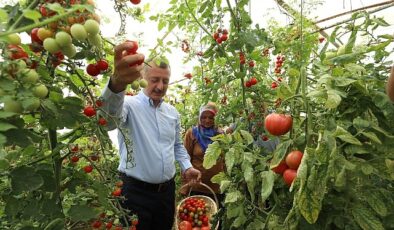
100, 41, 201, 230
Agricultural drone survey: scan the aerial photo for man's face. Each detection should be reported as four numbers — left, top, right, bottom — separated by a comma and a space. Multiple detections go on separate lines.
143, 66, 170, 103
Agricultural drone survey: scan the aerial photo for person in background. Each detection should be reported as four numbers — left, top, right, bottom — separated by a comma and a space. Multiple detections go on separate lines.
100, 41, 201, 230
181, 102, 225, 208
387, 65, 394, 102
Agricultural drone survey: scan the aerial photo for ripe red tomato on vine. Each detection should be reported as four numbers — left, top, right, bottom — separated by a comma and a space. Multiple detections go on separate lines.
264, 113, 292, 136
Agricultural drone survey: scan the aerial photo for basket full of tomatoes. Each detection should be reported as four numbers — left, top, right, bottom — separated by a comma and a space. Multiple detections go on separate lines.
175, 183, 218, 230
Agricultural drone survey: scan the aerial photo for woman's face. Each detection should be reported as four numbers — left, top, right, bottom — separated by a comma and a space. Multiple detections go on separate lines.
200, 111, 215, 128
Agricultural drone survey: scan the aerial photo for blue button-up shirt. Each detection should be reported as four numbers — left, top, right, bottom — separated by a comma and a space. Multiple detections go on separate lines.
101, 85, 192, 184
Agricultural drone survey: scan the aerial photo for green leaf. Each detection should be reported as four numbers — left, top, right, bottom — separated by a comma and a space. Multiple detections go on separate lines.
44, 218, 65, 230
353, 117, 370, 129
0, 9, 8, 23
361, 131, 381, 144
367, 40, 391, 52
366, 192, 388, 217
352, 204, 385, 230
260, 171, 275, 202
11, 166, 44, 194
47, 3, 65, 13
68, 204, 100, 222
326, 90, 342, 109
22, 9, 41, 22
0, 159, 10, 171
212, 172, 230, 192
203, 141, 222, 169
361, 163, 374, 175
243, 166, 255, 202
271, 139, 292, 166
224, 190, 242, 204
333, 126, 362, 145
225, 147, 236, 174
240, 130, 254, 145
0, 122, 16, 131
334, 78, 356, 87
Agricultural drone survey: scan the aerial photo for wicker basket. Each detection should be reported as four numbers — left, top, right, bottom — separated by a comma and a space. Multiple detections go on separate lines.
175, 182, 219, 230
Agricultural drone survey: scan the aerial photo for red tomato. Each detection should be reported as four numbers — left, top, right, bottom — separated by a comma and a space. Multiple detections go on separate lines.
283, 169, 297, 186
130, 0, 141, 4
264, 113, 292, 136
192, 227, 200, 230
125, 40, 139, 55
271, 160, 288, 174
286, 150, 303, 169
201, 227, 210, 230
179, 220, 192, 230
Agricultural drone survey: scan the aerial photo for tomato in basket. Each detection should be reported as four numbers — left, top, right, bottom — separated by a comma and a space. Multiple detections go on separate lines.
178, 197, 211, 228
178, 220, 192, 230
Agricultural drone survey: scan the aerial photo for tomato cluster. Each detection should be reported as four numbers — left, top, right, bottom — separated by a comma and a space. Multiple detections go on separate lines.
213, 28, 228, 44
271, 150, 304, 186
178, 197, 211, 229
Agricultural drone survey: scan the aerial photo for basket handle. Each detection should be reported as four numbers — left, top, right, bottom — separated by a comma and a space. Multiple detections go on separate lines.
180, 182, 219, 208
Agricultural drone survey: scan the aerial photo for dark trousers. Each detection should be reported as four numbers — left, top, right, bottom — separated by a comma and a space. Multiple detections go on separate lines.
120, 175, 175, 230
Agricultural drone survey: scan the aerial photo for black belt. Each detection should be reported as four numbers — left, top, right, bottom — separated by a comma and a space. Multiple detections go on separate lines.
120, 172, 174, 193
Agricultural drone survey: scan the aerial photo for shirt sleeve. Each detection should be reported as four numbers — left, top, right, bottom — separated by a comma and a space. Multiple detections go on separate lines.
174, 113, 192, 172
99, 80, 127, 131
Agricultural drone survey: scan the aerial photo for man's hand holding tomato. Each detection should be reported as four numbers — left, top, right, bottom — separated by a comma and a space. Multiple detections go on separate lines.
109, 42, 145, 93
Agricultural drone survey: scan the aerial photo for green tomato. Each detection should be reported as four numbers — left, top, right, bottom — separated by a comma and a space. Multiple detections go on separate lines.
139, 79, 148, 88
130, 80, 140, 90
7, 33, 21, 45
325, 51, 337, 59
23, 97, 41, 112
55, 31, 72, 47
21, 69, 39, 84
337, 45, 346, 56
3, 99, 23, 114
88, 34, 102, 47
70, 24, 88, 41
43, 38, 60, 54
33, 84, 48, 98
61, 44, 77, 58
84, 19, 100, 36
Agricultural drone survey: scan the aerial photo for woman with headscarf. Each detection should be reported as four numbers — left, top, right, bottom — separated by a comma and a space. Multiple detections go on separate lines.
181, 102, 225, 206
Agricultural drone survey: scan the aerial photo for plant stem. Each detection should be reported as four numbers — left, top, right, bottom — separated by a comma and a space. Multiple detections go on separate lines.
48, 128, 64, 214
8, 0, 40, 31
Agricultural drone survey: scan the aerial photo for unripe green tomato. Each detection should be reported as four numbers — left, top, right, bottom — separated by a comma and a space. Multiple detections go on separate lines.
4, 99, 23, 114
7, 33, 21, 45
15, 59, 27, 69
24, 97, 41, 112
21, 69, 39, 84
84, 19, 100, 36
70, 24, 88, 41
33, 84, 49, 98
337, 45, 346, 56
43, 38, 60, 54
130, 80, 140, 90
88, 34, 102, 47
55, 31, 72, 47
139, 79, 148, 88
61, 44, 77, 58
325, 51, 337, 59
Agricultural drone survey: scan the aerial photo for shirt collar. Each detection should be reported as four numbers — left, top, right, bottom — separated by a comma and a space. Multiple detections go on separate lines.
138, 90, 164, 108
